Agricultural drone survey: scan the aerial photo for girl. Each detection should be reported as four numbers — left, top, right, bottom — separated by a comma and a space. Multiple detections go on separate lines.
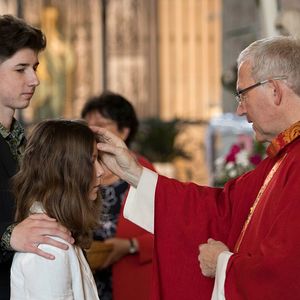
10, 119, 104, 300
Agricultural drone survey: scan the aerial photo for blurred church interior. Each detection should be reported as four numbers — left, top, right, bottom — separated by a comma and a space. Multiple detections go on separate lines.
1, 0, 299, 185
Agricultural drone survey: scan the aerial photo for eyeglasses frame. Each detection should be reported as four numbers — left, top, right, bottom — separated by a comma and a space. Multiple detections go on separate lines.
235, 76, 287, 104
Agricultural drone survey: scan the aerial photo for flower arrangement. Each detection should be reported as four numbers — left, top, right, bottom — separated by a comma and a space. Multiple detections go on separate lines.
214, 136, 266, 187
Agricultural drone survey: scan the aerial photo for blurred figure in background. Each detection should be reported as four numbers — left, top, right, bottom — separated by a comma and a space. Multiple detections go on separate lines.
81, 91, 155, 300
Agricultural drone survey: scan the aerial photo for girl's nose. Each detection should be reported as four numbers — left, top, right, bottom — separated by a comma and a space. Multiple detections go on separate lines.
96, 160, 105, 178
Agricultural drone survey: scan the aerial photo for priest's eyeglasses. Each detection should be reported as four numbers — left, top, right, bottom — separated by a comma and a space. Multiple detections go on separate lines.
235, 76, 287, 104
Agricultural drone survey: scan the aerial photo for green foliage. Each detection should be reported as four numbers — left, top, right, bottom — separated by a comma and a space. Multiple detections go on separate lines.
132, 117, 191, 162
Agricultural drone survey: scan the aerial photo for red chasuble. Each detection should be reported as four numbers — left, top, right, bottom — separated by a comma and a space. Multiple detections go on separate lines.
151, 122, 300, 300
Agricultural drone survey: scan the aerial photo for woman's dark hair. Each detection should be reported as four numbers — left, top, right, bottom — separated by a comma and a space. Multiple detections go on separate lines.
81, 91, 139, 146
13, 120, 101, 248
0, 14, 46, 61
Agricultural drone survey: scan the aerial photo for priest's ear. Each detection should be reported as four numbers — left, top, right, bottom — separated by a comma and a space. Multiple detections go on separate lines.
269, 79, 283, 105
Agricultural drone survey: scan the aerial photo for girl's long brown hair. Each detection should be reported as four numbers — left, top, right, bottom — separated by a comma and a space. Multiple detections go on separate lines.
13, 119, 101, 248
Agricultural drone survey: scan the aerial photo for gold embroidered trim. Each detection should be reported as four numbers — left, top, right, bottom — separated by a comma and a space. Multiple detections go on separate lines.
234, 154, 287, 252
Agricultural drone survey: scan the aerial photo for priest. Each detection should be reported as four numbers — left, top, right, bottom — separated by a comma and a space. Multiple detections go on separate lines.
93, 36, 300, 299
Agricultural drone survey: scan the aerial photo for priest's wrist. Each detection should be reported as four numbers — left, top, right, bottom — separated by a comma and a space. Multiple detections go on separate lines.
128, 238, 138, 254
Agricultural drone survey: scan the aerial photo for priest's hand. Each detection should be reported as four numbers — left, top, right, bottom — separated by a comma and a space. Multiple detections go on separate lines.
91, 126, 143, 187
198, 238, 229, 278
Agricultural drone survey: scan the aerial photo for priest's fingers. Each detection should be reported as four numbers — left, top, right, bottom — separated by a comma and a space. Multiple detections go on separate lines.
199, 239, 230, 278
199, 260, 215, 278
198, 253, 211, 277
199, 242, 217, 277
205, 238, 229, 252
207, 238, 216, 243
90, 126, 127, 148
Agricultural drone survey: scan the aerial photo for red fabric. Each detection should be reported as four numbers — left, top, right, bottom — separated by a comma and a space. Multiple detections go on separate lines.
225, 139, 300, 300
151, 138, 300, 299
113, 156, 155, 300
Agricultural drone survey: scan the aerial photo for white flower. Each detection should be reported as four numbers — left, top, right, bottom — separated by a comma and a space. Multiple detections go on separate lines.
225, 161, 235, 170
229, 169, 237, 178
215, 156, 225, 167
236, 149, 250, 167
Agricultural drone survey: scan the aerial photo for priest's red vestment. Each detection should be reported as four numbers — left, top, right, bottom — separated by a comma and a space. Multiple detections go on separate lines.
148, 124, 300, 299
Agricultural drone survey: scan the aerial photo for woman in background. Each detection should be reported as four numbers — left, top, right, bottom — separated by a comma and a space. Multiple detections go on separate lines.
10, 120, 103, 300
82, 92, 155, 300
